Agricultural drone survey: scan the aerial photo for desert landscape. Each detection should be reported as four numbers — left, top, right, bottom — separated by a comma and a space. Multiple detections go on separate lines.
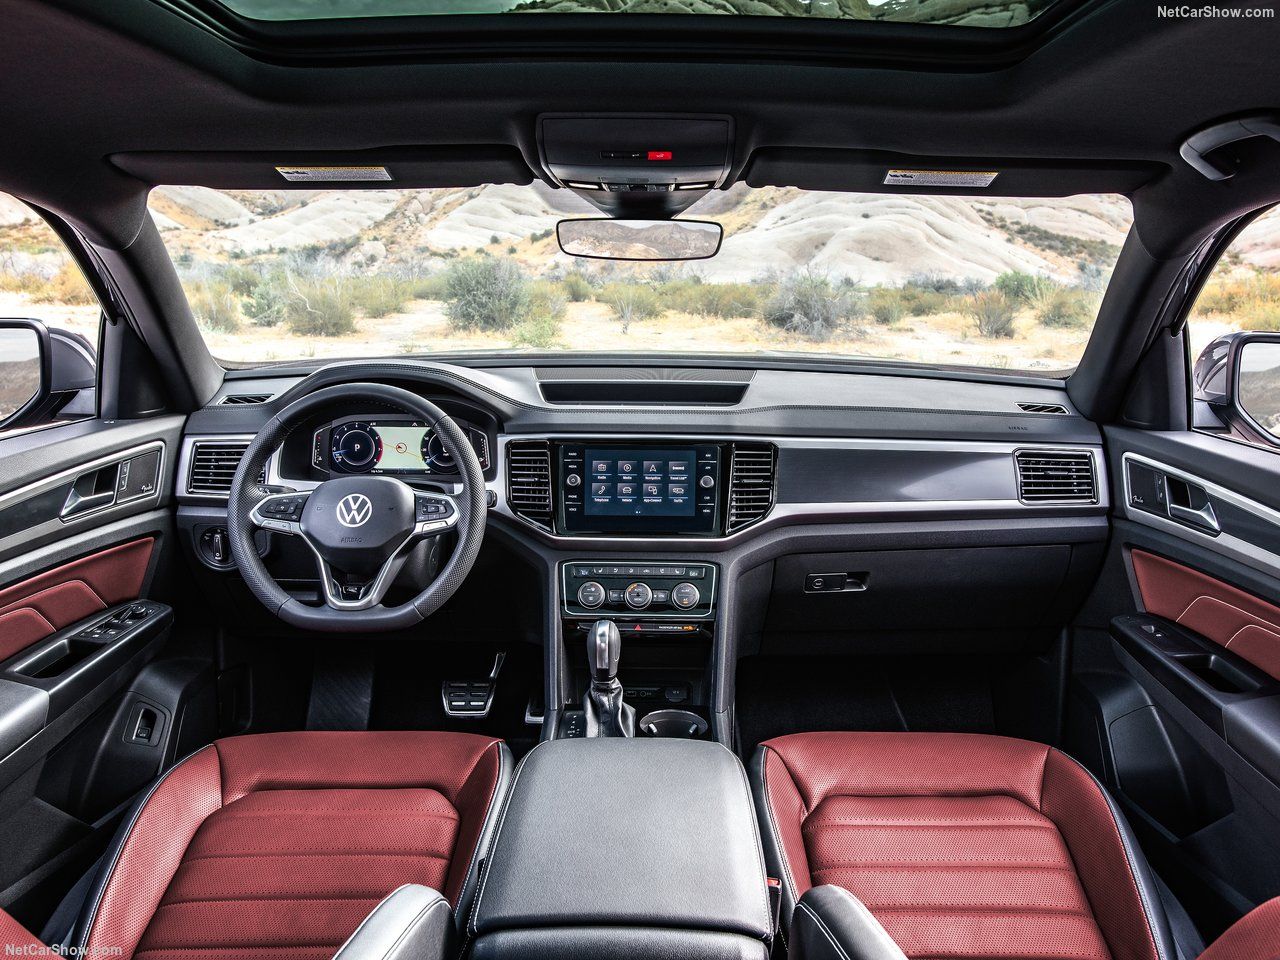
1, 184, 1277, 375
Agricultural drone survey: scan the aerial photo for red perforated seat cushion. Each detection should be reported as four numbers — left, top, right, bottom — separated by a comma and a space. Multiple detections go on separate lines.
758, 732, 1164, 960
82, 731, 504, 960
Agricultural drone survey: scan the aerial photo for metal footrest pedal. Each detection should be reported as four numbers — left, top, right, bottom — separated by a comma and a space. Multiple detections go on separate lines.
442, 651, 505, 718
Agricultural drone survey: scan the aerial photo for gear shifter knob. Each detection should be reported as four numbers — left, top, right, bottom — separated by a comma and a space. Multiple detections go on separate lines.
589, 619, 622, 685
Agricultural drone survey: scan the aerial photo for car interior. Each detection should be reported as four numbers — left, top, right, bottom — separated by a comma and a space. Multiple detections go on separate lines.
2, 1, 1280, 959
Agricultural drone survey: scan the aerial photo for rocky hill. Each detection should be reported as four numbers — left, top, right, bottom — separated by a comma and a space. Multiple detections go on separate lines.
151, 181, 1132, 288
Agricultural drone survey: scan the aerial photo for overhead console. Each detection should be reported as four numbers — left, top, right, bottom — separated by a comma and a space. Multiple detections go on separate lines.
537, 114, 734, 218
506, 439, 775, 539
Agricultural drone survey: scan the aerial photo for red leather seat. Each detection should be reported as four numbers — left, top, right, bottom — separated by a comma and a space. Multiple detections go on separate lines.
751, 732, 1176, 960
67, 731, 510, 960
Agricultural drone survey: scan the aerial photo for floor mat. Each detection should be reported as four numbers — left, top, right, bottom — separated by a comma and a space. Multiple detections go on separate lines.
735, 654, 1017, 756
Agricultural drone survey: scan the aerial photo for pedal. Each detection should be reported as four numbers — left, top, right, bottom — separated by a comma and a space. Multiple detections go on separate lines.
442, 652, 505, 719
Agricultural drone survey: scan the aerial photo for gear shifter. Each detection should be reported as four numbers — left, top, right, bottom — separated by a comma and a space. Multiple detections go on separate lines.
583, 620, 635, 738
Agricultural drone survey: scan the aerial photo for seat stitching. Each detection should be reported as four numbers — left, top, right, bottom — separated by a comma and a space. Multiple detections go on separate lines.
806, 820, 1058, 830
812, 857, 1075, 867
759, 746, 804, 913
209, 812, 459, 821
182, 851, 452, 862
1051, 749, 1167, 960
858, 906, 1098, 917
469, 739, 544, 936
795, 902, 851, 960
158, 896, 393, 907
812, 863, 1077, 873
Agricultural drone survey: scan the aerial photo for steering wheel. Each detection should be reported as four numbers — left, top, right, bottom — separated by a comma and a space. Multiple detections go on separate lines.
227, 383, 487, 633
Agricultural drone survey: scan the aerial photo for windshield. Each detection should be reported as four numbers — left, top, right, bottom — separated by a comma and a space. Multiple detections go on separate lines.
213, 0, 1055, 30
149, 184, 1132, 375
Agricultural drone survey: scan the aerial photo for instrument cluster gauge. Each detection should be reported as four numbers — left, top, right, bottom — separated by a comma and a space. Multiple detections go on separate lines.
330, 421, 382, 473
423, 431, 456, 471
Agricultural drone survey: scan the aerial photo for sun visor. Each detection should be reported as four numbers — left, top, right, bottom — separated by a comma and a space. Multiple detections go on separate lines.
109, 146, 535, 189
743, 147, 1161, 198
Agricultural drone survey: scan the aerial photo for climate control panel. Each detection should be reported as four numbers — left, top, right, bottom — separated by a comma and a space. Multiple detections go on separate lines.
562, 560, 717, 619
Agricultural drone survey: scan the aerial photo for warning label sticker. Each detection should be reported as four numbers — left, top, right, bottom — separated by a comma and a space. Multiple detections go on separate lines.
275, 166, 393, 183
883, 169, 999, 188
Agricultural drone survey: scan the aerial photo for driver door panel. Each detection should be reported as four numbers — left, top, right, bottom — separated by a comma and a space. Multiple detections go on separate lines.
0, 416, 187, 927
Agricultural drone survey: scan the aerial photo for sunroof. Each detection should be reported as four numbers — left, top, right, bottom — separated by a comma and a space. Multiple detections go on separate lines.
213, 0, 1056, 29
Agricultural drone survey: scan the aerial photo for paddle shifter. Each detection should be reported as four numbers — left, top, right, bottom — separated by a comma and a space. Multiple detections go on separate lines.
584, 619, 635, 738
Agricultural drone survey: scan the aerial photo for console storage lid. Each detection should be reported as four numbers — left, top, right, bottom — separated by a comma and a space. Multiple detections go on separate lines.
471, 738, 771, 943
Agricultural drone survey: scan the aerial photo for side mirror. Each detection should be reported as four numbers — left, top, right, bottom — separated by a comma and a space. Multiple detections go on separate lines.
0, 319, 51, 431
1193, 331, 1280, 446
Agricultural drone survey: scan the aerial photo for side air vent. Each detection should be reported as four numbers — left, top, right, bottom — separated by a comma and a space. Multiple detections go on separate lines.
1016, 402, 1070, 415
1015, 450, 1098, 504
219, 393, 272, 405
188, 440, 254, 496
506, 440, 553, 528
727, 443, 777, 531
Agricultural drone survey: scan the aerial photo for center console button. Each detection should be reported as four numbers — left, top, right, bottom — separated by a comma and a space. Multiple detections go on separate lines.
699, 475, 715, 489
566, 474, 582, 487
625, 582, 653, 610
578, 581, 606, 609
652, 589, 670, 605
671, 582, 701, 610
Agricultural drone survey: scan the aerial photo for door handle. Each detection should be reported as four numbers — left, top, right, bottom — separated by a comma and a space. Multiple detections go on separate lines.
61, 464, 120, 519
1164, 476, 1220, 534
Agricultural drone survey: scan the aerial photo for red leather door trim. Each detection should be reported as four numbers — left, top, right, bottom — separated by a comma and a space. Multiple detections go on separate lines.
1130, 550, 1280, 681
0, 538, 154, 662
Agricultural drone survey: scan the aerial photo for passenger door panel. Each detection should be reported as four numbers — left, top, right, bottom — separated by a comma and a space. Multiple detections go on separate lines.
1073, 425, 1280, 934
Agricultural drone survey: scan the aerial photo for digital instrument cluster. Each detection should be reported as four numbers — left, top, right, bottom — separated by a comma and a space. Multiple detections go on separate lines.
314, 417, 490, 476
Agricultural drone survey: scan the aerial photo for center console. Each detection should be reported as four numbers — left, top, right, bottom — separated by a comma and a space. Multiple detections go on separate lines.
469, 738, 772, 960
559, 559, 719, 738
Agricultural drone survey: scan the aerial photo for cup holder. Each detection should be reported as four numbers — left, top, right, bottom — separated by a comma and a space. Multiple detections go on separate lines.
638, 709, 708, 739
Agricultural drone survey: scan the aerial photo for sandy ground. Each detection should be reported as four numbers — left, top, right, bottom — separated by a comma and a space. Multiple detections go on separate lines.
0, 288, 1255, 372
192, 299, 1098, 371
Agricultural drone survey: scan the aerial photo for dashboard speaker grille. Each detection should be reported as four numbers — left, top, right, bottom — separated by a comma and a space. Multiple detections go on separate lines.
188, 440, 256, 495
1015, 449, 1097, 503
506, 440, 553, 528
727, 443, 776, 531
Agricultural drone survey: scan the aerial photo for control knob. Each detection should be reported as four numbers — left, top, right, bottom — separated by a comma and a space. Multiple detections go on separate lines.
625, 582, 653, 610
566, 474, 582, 487
577, 581, 606, 609
699, 475, 715, 489
671, 582, 701, 610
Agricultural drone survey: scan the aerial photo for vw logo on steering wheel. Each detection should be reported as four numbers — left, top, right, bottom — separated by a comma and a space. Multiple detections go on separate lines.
336, 493, 373, 528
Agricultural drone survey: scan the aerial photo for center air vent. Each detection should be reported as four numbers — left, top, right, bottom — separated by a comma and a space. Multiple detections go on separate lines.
1015, 450, 1097, 504
220, 393, 272, 405
1016, 402, 1070, 415
188, 440, 253, 496
727, 443, 777, 531
506, 440, 553, 529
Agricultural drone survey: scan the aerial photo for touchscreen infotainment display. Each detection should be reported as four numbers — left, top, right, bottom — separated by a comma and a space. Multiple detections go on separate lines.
584, 448, 695, 519
558, 443, 721, 535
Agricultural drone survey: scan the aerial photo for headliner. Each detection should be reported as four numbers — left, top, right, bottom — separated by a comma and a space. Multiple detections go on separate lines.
3, 0, 1279, 260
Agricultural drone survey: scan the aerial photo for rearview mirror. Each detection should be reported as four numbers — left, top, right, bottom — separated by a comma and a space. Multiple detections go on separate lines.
0, 319, 49, 430
556, 218, 723, 262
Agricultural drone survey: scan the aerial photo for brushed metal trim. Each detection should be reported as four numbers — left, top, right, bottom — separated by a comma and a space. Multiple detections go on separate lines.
0, 440, 166, 521
1121, 452, 1280, 581
493, 434, 1107, 547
